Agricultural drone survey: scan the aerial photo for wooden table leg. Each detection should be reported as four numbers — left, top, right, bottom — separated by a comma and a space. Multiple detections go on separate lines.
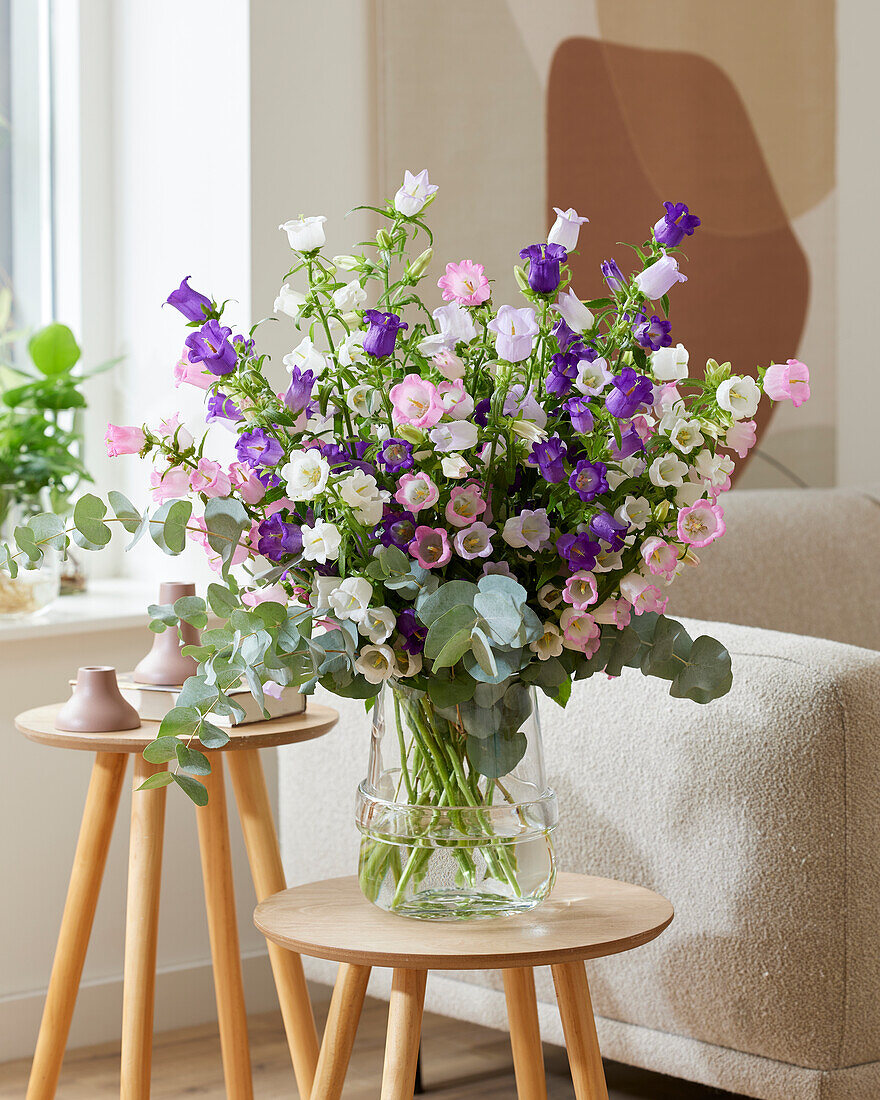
503, 967, 548, 1100
26, 752, 127, 1100
121, 756, 168, 1100
309, 963, 371, 1100
196, 757, 254, 1100
227, 747, 320, 1098
380, 968, 427, 1100
550, 961, 609, 1100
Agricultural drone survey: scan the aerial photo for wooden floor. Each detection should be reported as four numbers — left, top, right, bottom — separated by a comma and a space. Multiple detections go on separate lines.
0, 984, 744, 1099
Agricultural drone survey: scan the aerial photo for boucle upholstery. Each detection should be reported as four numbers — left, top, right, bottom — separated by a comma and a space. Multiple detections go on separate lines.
667, 489, 880, 651
278, 616, 880, 1099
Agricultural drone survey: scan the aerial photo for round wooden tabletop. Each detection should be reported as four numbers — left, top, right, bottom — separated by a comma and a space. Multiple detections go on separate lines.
254, 873, 673, 970
14, 702, 339, 753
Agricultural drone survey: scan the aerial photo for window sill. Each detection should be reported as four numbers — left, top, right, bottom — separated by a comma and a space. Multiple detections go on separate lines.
0, 579, 156, 643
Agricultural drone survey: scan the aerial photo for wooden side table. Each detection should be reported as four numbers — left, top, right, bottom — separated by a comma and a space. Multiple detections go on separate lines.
255, 872, 674, 1100
15, 702, 339, 1100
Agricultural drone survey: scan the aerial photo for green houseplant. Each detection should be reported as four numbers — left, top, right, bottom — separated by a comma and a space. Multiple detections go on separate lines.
0, 307, 94, 615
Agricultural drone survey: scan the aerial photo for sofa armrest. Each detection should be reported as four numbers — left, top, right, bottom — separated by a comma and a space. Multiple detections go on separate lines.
545, 617, 880, 1073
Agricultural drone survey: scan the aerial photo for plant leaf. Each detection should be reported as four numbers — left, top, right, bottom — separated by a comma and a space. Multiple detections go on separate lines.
28, 323, 81, 375
172, 773, 209, 806
142, 736, 181, 764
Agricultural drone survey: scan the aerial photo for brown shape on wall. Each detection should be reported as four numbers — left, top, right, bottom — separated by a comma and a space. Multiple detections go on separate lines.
547, 38, 809, 475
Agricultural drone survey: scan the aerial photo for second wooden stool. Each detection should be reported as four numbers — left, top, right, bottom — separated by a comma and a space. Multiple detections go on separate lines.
255, 871, 674, 1099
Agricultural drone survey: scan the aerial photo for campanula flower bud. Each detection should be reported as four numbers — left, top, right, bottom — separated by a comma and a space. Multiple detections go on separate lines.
407, 248, 433, 279
376, 228, 393, 251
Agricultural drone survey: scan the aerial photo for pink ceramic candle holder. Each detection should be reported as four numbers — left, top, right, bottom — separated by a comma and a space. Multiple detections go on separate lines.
55, 666, 141, 732
133, 581, 201, 687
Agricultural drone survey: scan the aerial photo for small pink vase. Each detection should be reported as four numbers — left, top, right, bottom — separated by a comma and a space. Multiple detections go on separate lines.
55, 666, 141, 732
133, 581, 201, 686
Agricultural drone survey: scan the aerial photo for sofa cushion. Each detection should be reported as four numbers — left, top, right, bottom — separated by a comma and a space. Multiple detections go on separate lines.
666, 489, 880, 651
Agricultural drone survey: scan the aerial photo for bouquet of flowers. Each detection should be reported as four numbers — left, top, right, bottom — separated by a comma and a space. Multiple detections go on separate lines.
2, 170, 810, 914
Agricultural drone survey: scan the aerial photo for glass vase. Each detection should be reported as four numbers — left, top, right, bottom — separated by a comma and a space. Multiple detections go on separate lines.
0, 497, 61, 620
356, 677, 557, 920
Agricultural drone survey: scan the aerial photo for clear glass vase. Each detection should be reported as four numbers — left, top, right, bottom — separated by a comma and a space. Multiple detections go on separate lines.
0, 497, 61, 620
356, 677, 558, 920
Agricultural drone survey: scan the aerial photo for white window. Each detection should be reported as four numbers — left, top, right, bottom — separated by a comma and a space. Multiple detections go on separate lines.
3, 0, 56, 334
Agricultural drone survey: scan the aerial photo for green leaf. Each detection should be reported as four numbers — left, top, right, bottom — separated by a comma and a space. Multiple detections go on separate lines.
416, 580, 478, 626
423, 604, 478, 660
73, 493, 111, 548
2, 543, 19, 578
602, 625, 642, 677
207, 582, 239, 618
142, 736, 181, 764
136, 771, 174, 791
426, 670, 476, 708
198, 721, 230, 749
204, 497, 249, 568
469, 626, 497, 678
250, 600, 287, 627
172, 773, 209, 806
550, 677, 572, 707
476, 573, 527, 606
158, 705, 201, 737
175, 677, 219, 712
149, 498, 192, 555
13, 524, 42, 563
474, 591, 522, 647
175, 743, 211, 775
641, 616, 692, 681
173, 595, 208, 629
28, 323, 81, 375
147, 602, 177, 632
431, 628, 473, 670
108, 490, 142, 534
466, 730, 528, 779
670, 635, 733, 704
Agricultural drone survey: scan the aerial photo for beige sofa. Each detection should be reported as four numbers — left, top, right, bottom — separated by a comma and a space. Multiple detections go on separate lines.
278, 489, 880, 1099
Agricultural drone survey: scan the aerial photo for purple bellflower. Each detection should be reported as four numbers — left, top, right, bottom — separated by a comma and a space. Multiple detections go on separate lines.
601, 259, 627, 294
373, 511, 417, 550
654, 201, 701, 248
323, 439, 374, 475
553, 318, 578, 352
569, 460, 608, 502
590, 511, 628, 552
531, 436, 568, 483
186, 319, 238, 376
166, 276, 212, 322
378, 438, 414, 474
205, 392, 243, 424
563, 396, 594, 434
397, 608, 427, 654
547, 353, 579, 396
605, 368, 654, 419
608, 426, 645, 460
474, 398, 491, 427
256, 515, 302, 562
236, 428, 284, 468
520, 243, 567, 294
632, 314, 672, 351
556, 532, 601, 573
283, 366, 316, 416
363, 310, 408, 358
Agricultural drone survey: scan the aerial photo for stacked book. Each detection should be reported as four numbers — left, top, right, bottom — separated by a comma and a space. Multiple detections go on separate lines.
80, 674, 306, 726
